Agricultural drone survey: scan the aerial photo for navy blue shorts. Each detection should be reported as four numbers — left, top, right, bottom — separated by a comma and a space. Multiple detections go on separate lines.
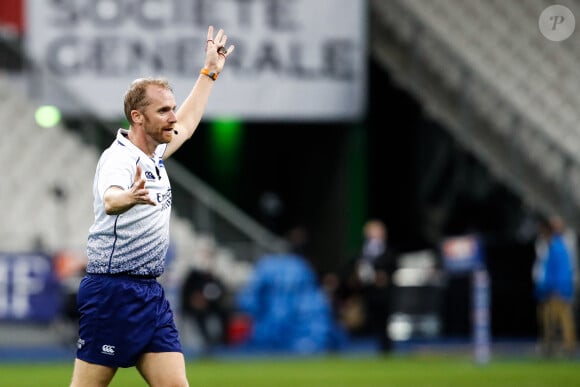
76, 274, 182, 368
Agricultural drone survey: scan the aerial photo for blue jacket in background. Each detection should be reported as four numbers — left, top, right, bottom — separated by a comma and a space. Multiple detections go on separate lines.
237, 253, 346, 353
535, 234, 574, 302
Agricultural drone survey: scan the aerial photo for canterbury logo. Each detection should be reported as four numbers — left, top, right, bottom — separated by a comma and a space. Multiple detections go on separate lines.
101, 345, 116, 355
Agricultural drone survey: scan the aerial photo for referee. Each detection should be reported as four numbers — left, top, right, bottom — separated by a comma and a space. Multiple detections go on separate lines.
69, 26, 234, 387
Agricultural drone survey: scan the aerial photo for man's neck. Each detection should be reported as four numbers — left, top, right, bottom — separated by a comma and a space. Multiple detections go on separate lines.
127, 127, 156, 157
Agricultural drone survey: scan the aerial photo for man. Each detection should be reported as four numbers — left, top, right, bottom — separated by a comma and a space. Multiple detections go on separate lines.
357, 219, 397, 353
180, 237, 229, 353
69, 26, 234, 387
337, 219, 397, 353
533, 216, 577, 356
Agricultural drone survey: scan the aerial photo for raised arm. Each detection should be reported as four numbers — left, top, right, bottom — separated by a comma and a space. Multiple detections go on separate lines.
163, 25, 235, 159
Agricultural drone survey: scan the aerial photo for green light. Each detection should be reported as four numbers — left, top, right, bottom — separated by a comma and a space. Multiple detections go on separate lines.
35, 105, 62, 128
211, 119, 242, 152
210, 118, 243, 195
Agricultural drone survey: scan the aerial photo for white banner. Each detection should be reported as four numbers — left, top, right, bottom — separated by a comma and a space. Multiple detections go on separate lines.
26, 0, 367, 121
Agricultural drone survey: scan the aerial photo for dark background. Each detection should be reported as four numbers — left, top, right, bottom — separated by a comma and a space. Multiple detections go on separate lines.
172, 57, 540, 338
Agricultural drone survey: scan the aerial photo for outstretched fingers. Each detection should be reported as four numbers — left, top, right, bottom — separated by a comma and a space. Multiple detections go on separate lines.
209, 26, 229, 51
204, 25, 234, 69
214, 28, 224, 45
133, 165, 156, 206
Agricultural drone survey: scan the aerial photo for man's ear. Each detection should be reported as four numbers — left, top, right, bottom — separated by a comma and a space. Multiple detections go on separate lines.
131, 110, 143, 124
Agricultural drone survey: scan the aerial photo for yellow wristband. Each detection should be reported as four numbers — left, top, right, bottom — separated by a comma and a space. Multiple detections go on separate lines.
200, 68, 218, 80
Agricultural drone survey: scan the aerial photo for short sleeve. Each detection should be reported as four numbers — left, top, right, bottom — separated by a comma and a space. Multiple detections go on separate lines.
96, 151, 136, 199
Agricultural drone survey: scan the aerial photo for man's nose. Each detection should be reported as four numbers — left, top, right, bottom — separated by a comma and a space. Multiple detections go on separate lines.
169, 110, 177, 122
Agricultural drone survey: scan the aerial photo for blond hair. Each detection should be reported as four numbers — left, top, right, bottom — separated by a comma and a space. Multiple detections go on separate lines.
123, 77, 172, 124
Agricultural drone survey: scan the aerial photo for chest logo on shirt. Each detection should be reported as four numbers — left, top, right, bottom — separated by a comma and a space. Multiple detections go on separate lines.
145, 171, 156, 181
157, 188, 172, 211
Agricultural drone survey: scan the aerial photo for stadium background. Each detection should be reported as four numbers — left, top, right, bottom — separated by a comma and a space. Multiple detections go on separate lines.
0, 0, 579, 367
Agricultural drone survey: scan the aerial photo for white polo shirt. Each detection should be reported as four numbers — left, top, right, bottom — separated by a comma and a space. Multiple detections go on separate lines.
86, 129, 172, 277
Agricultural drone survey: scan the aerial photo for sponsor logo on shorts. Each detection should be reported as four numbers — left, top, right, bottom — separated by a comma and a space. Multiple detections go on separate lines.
101, 344, 116, 356
77, 338, 85, 349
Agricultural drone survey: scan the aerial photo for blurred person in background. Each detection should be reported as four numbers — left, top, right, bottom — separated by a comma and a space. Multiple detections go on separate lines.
533, 215, 577, 357
70, 26, 234, 387
180, 237, 230, 355
53, 249, 88, 346
358, 219, 398, 353
338, 219, 397, 353
235, 226, 347, 354
549, 216, 579, 294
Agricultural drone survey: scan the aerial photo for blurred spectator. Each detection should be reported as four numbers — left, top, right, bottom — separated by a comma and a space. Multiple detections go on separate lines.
236, 245, 346, 354
549, 216, 579, 293
181, 268, 229, 353
338, 219, 398, 353
53, 249, 87, 346
180, 237, 230, 354
533, 216, 577, 356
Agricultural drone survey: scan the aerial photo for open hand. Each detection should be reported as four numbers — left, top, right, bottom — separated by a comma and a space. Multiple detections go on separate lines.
131, 165, 156, 206
204, 25, 235, 74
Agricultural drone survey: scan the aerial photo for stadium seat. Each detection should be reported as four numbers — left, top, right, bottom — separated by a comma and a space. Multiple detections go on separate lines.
371, 0, 580, 227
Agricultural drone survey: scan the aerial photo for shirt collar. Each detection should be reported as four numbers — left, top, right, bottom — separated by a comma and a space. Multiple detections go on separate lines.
116, 128, 163, 161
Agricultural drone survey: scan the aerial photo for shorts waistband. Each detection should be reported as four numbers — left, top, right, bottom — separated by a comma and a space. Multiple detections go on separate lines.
86, 273, 158, 281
